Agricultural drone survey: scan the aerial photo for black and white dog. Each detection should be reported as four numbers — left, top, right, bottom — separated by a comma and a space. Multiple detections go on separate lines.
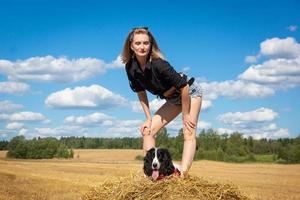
143, 147, 181, 181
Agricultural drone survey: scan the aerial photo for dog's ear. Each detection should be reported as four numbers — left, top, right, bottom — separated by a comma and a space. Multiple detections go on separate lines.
143, 148, 155, 177
144, 148, 155, 162
162, 148, 172, 162
145, 148, 155, 156
160, 148, 175, 176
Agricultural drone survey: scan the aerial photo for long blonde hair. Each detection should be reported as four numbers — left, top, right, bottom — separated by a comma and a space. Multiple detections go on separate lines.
121, 28, 164, 64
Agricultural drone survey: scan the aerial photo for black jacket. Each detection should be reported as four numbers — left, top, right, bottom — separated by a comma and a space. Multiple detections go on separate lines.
125, 57, 188, 99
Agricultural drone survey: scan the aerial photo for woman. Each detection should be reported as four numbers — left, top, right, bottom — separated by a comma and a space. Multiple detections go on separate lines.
121, 27, 202, 177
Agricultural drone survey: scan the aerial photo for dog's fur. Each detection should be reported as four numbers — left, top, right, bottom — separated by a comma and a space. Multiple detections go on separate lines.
143, 147, 180, 180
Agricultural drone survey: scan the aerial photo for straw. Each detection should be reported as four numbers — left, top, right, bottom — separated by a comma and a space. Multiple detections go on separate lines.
82, 174, 249, 200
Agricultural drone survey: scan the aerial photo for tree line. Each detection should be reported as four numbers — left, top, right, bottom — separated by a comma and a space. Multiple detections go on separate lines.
1, 128, 299, 163
4, 136, 73, 159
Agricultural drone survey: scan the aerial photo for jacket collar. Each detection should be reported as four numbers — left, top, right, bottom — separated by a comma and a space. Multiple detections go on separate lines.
132, 57, 151, 73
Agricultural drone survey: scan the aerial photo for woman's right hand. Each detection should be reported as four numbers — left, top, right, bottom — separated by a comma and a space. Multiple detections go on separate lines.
140, 119, 152, 136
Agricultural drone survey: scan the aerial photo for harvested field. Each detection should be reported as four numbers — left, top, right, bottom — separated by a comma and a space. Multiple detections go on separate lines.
0, 149, 299, 200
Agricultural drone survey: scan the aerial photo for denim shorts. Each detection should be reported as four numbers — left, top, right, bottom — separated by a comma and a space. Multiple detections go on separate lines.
166, 80, 203, 105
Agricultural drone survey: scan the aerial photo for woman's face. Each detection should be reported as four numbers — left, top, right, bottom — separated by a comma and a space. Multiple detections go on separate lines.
131, 33, 151, 59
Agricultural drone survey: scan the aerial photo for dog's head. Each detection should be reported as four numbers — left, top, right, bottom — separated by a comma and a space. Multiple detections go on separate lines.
143, 147, 175, 180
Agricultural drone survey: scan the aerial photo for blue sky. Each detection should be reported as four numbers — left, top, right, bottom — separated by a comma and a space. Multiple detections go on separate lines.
0, 0, 300, 140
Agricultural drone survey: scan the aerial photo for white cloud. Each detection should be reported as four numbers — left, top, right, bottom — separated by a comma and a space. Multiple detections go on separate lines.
131, 98, 166, 113
105, 55, 124, 69
217, 107, 288, 139
238, 56, 300, 88
0, 82, 30, 94
287, 25, 298, 32
245, 55, 259, 63
198, 121, 212, 130
200, 80, 274, 100
34, 125, 88, 138
6, 122, 24, 130
0, 130, 9, 138
0, 111, 47, 122
18, 128, 28, 136
239, 124, 289, 140
260, 37, 300, 58
103, 119, 143, 137
216, 128, 235, 135
201, 100, 213, 110
218, 107, 278, 125
64, 112, 113, 126
0, 100, 24, 113
0, 55, 122, 83
131, 96, 212, 113
166, 118, 212, 136
35, 127, 58, 136
45, 84, 127, 109
104, 127, 140, 137
240, 37, 300, 91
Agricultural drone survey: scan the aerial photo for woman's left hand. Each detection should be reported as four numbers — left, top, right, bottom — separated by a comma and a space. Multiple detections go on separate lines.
182, 114, 195, 134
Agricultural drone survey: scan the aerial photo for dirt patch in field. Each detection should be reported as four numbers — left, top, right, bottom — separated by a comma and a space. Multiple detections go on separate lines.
82, 174, 249, 200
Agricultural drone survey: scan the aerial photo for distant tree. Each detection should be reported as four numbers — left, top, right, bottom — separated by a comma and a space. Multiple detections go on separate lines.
0, 140, 9, 150
156, 128, 170, 148
7, 136, 27, 158
7, 136, 73, 159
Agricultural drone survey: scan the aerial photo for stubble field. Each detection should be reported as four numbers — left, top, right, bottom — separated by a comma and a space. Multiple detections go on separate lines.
0, 149, 299, 200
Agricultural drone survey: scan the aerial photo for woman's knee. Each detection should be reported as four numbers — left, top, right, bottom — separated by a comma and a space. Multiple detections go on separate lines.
142, 127, 158, 137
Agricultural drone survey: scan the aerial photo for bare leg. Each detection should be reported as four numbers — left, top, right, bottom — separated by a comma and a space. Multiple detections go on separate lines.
142, 102, 181, 155
181, 96, 202, 176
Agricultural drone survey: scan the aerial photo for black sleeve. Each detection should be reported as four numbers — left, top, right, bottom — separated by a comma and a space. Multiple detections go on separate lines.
158, 60, 188, 90
125, 65, 145, 93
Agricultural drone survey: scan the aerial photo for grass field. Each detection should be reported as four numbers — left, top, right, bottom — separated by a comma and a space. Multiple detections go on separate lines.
0, 149, 300, 200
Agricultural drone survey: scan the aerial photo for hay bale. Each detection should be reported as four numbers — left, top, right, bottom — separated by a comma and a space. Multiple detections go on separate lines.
82, 174, 249, 200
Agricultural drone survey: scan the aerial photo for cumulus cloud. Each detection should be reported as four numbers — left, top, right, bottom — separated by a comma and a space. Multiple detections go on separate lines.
200, 80, 274, 100
104, 119, 143, 137
287, 25, 298, 32
201, 100, 213, 110
216, 128, 235, 135
64, 112, 113, 126
218, 107, 278, 124
198, 121, 212, 130
166, 118, 212, 136
239, 57, 300, 89
45, 84, 127, 109
260, 37, 300, 58
0, 111, 47, 122
0, 82, 30, 94
18, 128, 28, 136
131, 99, 166, 113
105, 55, 124, 69
240, 37, 300, 90
242, 37, 300, 89
217, 107, 288, 139
34, 125, 88, 138
0, 131, 8, 138
131, 95, 212, 113
62, 112, 144, 137
245, 55, 259, 63
0, 100, 24, 113
6, 122, 24, 130
0, 55, 123, 83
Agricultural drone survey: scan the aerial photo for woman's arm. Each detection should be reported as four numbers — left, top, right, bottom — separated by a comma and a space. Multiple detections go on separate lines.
137, 91, 152, 135
137, 91, 151, 120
